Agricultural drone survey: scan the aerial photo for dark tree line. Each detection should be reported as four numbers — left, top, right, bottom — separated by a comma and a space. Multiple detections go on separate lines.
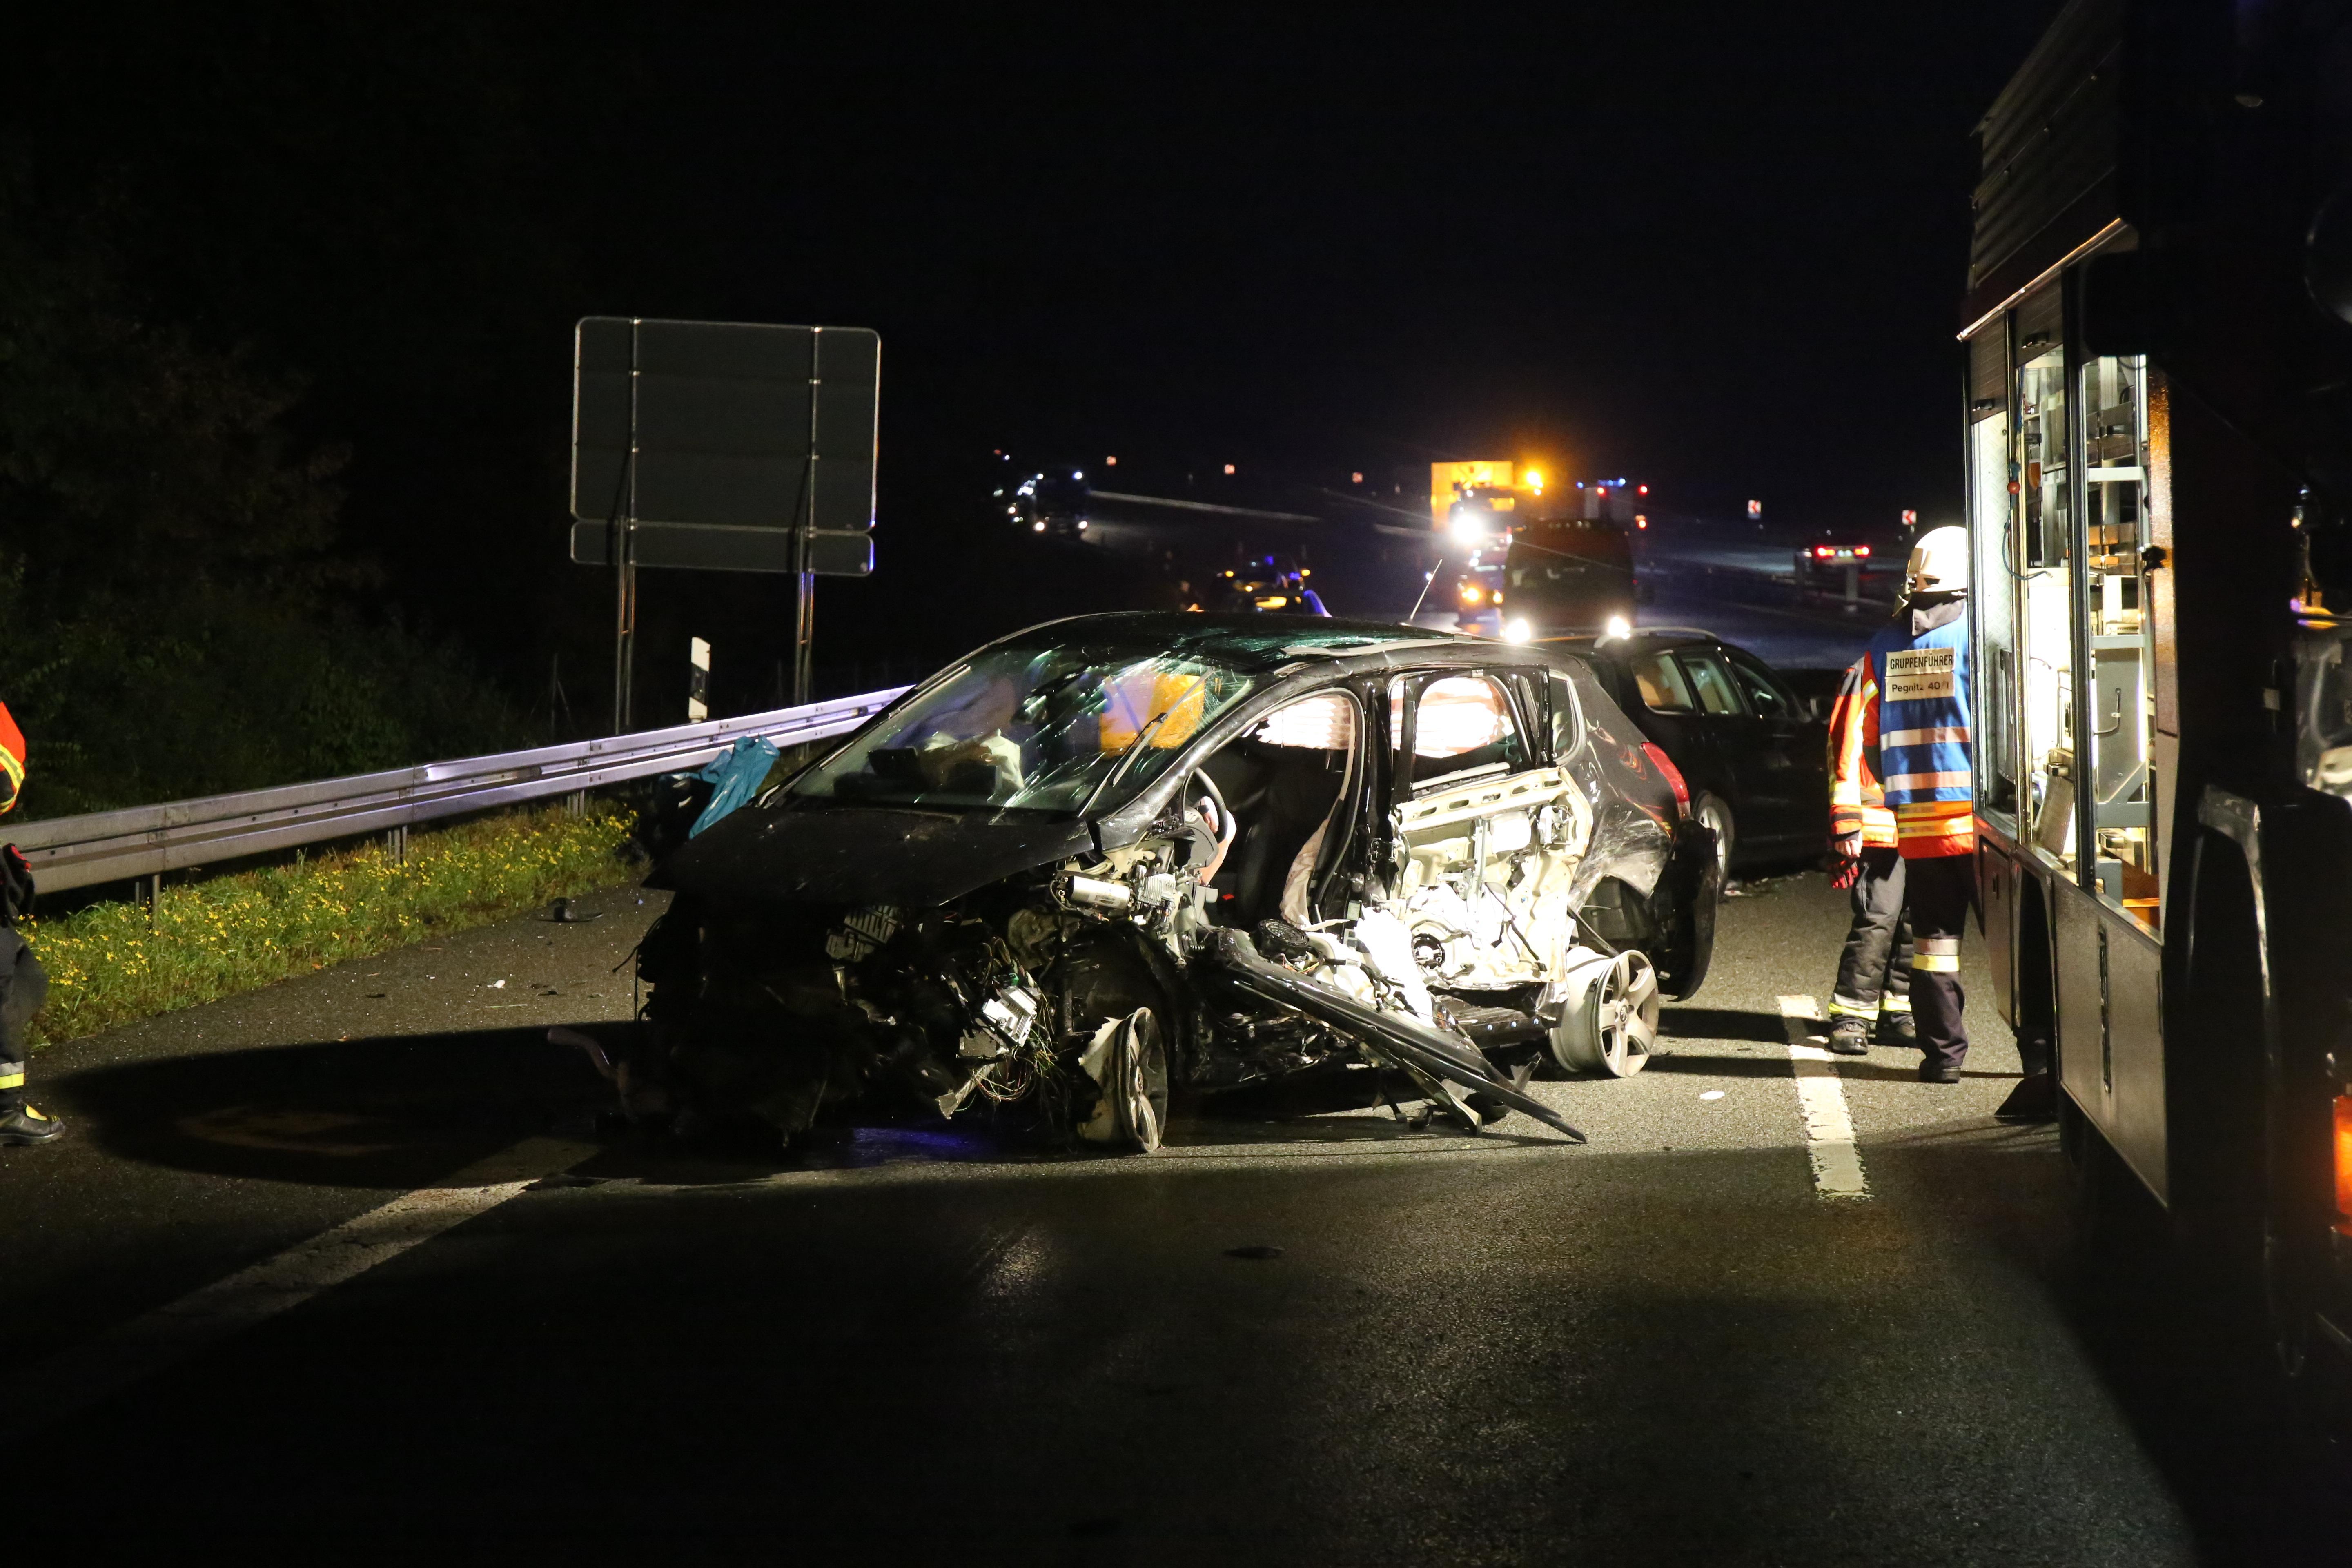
0, 7, 1151, 816
0, 10, 591, 811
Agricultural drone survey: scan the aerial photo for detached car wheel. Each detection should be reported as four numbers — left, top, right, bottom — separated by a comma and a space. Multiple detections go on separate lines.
1078, 1007, 1171, 1152
1550, 949, 1662, 1077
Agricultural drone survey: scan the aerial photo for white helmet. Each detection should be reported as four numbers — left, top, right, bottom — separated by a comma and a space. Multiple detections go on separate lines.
1906, 525, 1970, 595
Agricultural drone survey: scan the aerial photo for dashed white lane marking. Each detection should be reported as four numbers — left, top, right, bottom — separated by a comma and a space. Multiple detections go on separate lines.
1777, 994, 1869, 1199
1, 1135, 595, 1440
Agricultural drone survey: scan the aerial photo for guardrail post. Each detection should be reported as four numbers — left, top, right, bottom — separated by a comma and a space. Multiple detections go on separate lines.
565, 790, 587, 819
385, 824, 408, 865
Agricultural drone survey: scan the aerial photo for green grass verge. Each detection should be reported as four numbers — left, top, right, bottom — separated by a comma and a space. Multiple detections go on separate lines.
22, 802, 639, 1047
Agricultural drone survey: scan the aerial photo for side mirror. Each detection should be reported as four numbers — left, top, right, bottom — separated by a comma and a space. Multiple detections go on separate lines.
1806, 694, 1833, 723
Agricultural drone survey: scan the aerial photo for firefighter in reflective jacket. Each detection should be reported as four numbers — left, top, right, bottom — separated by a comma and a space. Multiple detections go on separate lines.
0, 699, 60, 1145
1850, 526, 1977, 1082
1822, 654, 1915, 1054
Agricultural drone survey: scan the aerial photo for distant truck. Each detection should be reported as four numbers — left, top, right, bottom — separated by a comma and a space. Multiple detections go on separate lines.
1428, 459, 1519, 536
1424, 461, 1642, 635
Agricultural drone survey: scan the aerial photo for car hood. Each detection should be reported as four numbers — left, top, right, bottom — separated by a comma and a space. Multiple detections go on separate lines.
650, 802, 1097, 910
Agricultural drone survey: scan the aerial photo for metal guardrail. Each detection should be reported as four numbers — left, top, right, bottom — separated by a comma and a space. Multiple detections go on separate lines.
7, 687, 909, 895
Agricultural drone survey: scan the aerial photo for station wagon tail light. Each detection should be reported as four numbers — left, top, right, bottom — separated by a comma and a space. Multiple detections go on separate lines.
1855, 544, 1870, 557
1813, 546, 1835, 558
1640, 742, 1689, 817
2336, 1095, 2352, 1235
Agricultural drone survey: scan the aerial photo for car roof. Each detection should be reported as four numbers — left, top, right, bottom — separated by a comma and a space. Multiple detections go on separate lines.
982, 610, 1600, 681
1544, 627, 1793, 673
985, 610, 1452, 662
1545, 627, 1719, 656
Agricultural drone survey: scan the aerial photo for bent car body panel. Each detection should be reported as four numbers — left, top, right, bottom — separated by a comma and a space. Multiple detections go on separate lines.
1202, 929, 1586, 1142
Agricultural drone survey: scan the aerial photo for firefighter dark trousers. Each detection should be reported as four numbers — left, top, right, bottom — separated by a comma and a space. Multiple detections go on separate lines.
1830, 847, 1912, 1027
1904, 853, 1973, 1074
0, 928, 47, 1112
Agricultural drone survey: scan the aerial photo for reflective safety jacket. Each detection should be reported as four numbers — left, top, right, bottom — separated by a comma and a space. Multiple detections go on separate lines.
0, 701, 21, 816
1862, 598, 1973, 860
1826, 655, 1898, 849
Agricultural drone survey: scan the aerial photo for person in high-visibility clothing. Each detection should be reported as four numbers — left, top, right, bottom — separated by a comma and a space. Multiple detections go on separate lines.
1851, 526, 1978, 1082
0, 699, 61, 1145
1822, 653, 1915, 1055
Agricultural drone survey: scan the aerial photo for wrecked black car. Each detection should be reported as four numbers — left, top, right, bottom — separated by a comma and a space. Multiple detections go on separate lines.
629, 613, 1720, 1152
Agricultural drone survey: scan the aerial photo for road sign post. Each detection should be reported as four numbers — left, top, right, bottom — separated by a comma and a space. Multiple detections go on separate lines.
570, 318, 878, 726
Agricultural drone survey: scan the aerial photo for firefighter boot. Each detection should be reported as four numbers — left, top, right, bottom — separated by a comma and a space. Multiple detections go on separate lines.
1877, 1008, 1916, 1048
0, 1054, 60, 1145
0, 1100, 63, 1145
1824, 1017, 1871, 1056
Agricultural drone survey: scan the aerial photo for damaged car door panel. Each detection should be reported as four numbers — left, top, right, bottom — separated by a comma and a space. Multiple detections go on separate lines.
629, 615, 1720, 1153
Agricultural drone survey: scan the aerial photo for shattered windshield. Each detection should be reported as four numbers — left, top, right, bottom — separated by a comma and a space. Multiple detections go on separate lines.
792, 638, 1270, 813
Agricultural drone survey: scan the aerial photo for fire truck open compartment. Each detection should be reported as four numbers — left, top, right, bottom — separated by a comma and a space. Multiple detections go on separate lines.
1971, 293, 2174, 1202
1963, 0, 2352, 1380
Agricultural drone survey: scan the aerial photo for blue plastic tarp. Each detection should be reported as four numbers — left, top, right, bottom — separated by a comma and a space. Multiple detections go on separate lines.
686, 736, 781, 838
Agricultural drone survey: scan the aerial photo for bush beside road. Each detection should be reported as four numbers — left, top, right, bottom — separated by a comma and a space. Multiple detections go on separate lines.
19, 802, 638, 1047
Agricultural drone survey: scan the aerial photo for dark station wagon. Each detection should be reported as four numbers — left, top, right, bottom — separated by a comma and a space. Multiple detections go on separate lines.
1550, 627, 1829, 878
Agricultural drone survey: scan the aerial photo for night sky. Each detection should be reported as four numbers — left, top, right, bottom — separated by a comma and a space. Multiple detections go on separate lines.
5, 3, 2065, 707
610, 7, 2067, 510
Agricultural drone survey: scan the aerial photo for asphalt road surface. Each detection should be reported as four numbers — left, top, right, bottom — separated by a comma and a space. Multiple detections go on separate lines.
8, 876, 2350, 1562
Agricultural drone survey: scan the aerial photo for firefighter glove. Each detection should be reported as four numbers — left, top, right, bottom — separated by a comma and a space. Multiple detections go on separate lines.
1828, 829, 1863, 890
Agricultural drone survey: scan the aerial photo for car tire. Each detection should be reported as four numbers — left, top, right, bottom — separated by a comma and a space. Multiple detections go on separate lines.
1694, 793, 1736, 880
1548, 949, 1662, 1077
1078, 1006, 1171, 1153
